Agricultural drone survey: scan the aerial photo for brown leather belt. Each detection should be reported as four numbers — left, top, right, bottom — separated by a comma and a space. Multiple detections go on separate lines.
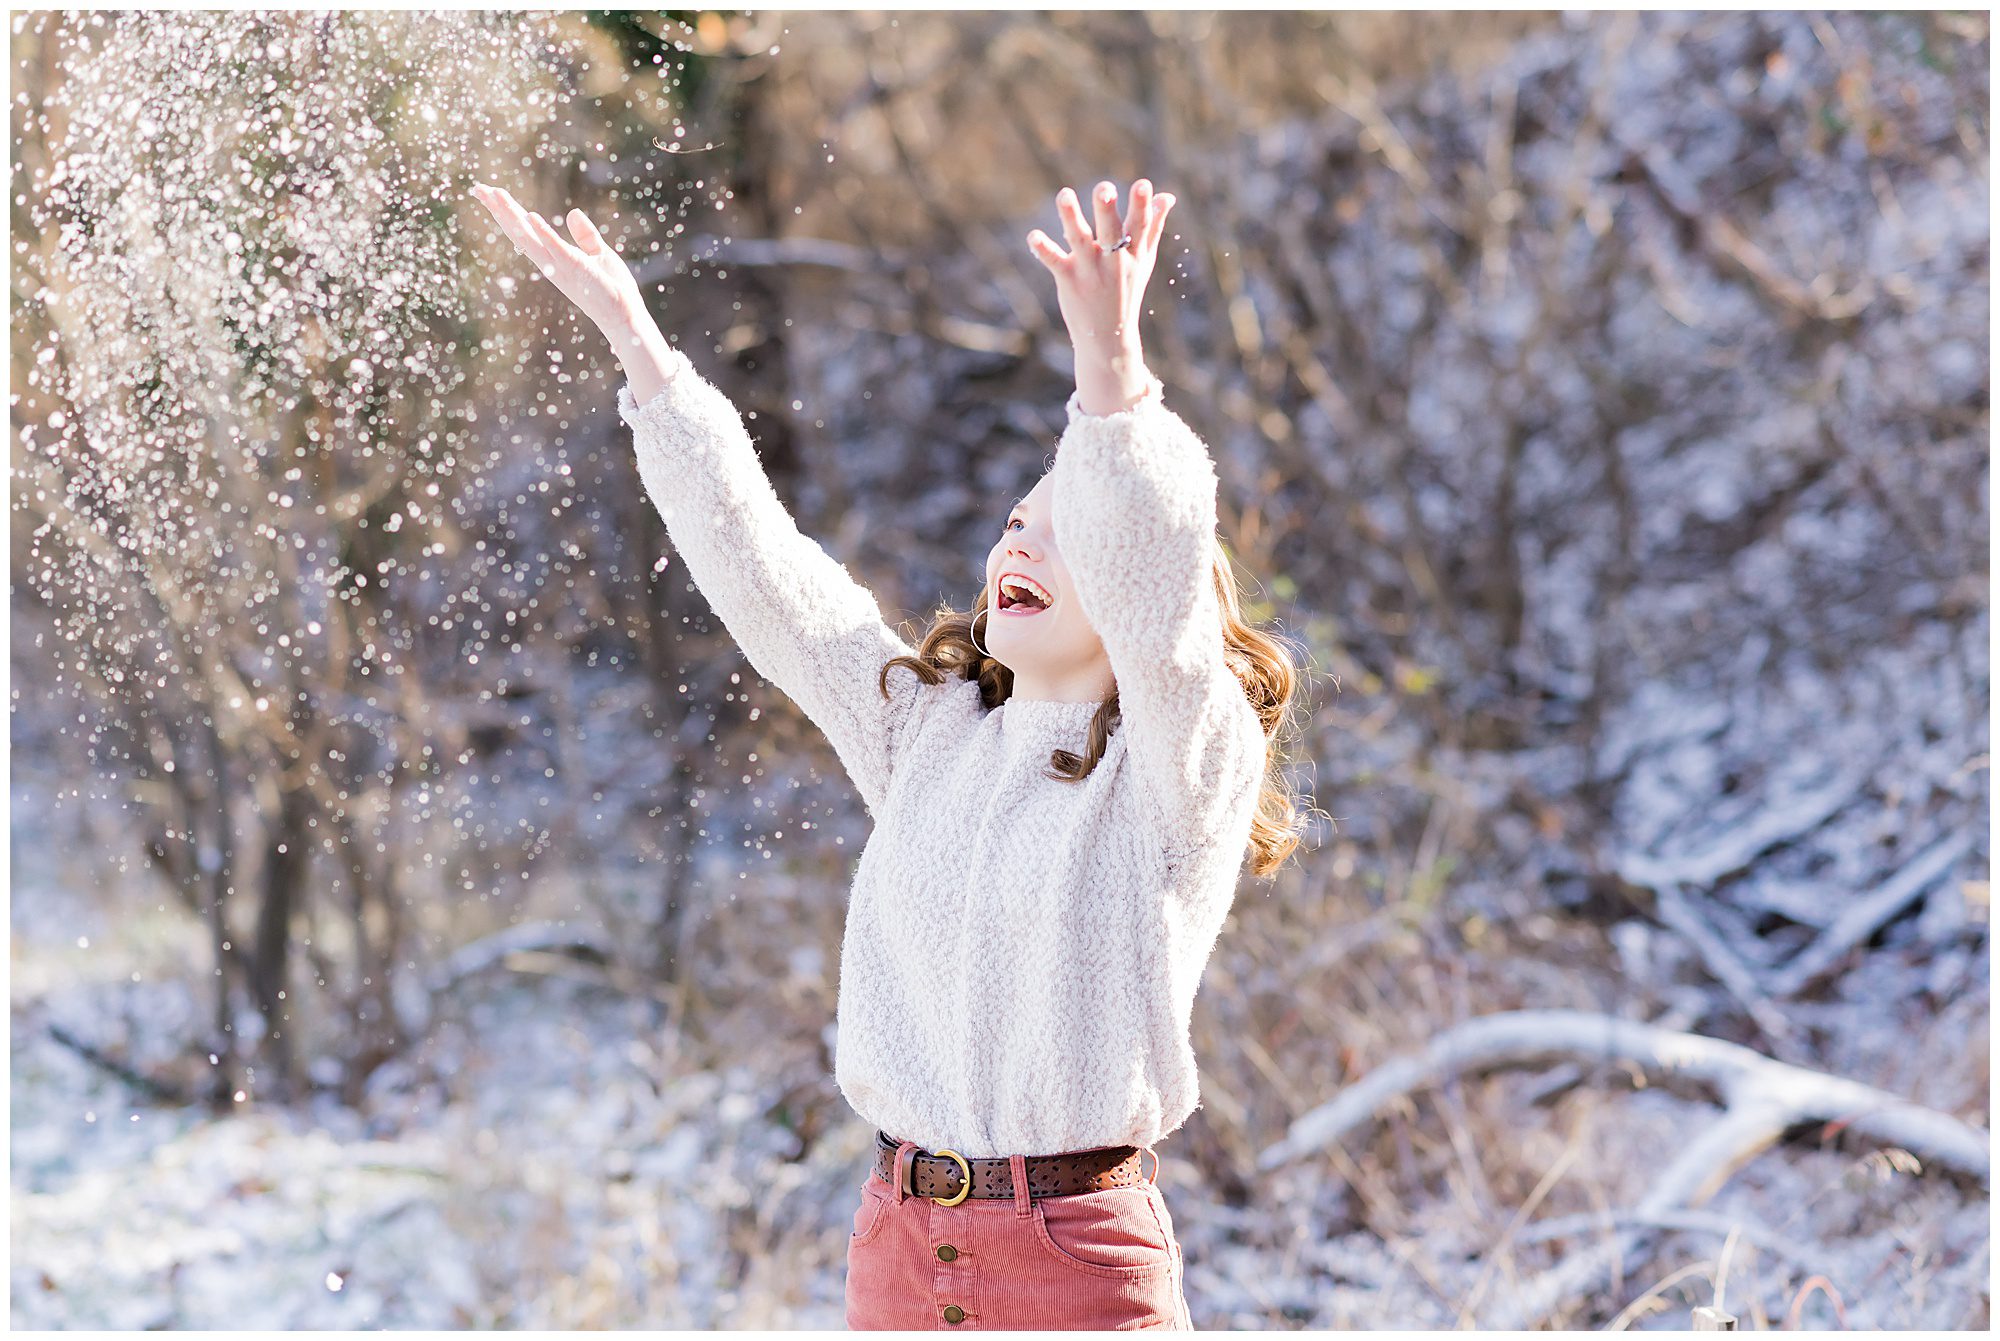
873, 1129, 1154, 1203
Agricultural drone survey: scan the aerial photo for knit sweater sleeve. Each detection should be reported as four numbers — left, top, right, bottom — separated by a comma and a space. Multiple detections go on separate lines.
616, 350, 930, 818
1047, 374, 1267, 858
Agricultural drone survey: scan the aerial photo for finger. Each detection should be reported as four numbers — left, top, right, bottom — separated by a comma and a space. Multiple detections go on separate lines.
512, 211, 577, 282
476, 186, 548, 262
492, 207, 547, 267
1055, 187, 1094, 251
1025, 228, 1067, 269
469, 183, 516, 237
1146, 192, 1175, 252
475, 181, 529, 229
1090, 180, 1121, 248
1124, 178, 1152, 243
525, 210, 580, 270
564, 206, 605, 256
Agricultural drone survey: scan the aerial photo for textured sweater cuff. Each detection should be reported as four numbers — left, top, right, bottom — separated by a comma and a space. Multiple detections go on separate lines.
1064, 370, 1168, 428
615, 344, 700, 428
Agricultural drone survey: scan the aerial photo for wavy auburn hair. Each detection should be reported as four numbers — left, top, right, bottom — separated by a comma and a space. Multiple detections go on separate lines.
878, 538, 1311, 878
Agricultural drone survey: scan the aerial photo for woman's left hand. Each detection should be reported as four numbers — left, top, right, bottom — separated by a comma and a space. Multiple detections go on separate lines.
1027, 179, 1176, 367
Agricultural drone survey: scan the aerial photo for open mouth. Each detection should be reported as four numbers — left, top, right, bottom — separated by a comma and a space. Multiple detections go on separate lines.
996, 574, 1053, 616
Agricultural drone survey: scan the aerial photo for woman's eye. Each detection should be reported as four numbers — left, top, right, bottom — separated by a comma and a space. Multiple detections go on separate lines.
1005, 518, 1023, 532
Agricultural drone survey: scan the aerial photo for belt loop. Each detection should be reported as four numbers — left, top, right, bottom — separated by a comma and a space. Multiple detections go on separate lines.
894, 1140, 919, 1204
1009, 1153, 1032, 1217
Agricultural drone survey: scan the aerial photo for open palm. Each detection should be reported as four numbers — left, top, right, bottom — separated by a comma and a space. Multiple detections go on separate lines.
1025, 178, 1176, 359
469, 181, 647, 342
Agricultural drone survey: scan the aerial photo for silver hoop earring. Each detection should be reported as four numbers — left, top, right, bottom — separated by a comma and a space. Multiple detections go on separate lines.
969, 607, 992, 658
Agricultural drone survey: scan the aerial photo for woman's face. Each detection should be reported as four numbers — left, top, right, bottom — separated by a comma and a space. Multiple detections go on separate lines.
980, 474, 1115, 701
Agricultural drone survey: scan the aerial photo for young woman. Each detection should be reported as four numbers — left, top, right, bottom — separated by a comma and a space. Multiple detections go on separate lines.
471, 175, 1306, 1329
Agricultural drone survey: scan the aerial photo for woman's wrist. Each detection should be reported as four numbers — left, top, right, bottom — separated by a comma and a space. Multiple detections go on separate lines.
610, 317, 689, 405
1072, 341, 1155, 417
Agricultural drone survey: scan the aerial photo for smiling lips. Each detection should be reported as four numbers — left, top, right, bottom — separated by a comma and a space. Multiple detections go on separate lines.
996, 572, 1053, 616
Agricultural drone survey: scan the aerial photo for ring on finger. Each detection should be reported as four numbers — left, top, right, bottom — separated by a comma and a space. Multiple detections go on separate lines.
1106, 234, 1133, 251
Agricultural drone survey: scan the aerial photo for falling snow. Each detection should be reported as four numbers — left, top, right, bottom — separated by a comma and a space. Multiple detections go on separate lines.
9, 8, 1988, 1332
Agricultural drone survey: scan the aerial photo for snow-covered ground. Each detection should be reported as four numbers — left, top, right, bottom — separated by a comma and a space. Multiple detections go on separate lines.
12, 900, 856, 1328
13, 775, 1988, 1330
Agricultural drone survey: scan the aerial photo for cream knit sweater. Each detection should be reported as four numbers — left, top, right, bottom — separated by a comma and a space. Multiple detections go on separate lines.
617, 347, 1266, 1160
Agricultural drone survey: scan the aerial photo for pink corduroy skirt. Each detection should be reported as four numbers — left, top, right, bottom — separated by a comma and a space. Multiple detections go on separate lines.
844, 1136, 1193, 1331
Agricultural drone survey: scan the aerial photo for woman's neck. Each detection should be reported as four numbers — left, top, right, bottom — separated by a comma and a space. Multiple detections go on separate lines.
1006, 660, 1115, 705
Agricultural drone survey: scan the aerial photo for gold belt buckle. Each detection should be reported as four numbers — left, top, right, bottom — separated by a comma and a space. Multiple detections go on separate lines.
930, 1148, 972, 1207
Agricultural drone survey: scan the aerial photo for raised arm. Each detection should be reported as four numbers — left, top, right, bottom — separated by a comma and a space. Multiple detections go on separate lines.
1028, 177, 1264, 855
616, 343, 932, 815
469, 181, 933, 816
1048, 378, 1266, 851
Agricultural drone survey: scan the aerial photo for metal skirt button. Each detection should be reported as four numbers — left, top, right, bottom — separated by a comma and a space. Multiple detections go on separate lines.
943, 1304, 966, 1324
936, 1244, 959, 1262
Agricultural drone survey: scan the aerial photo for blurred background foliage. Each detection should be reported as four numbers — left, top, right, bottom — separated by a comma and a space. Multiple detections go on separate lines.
10, 9, 1988, 1329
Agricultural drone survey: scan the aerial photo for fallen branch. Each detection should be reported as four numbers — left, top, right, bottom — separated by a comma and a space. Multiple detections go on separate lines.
425, 919, 619, 999
630, 233, 900, 283
1651, 882, 1804, 1055
1610, 764, 1864, 893
1492, 1103, 1807, 1330
1260, 1008, 1983, 1327
1766, 829, 1979, 998
46, 1021, 191, 1105
1258, 1008, 1988, 1184
493, 949, 681, 1008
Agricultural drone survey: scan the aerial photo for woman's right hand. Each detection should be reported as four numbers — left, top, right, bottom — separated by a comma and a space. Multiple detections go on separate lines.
470, 181, 649, 346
